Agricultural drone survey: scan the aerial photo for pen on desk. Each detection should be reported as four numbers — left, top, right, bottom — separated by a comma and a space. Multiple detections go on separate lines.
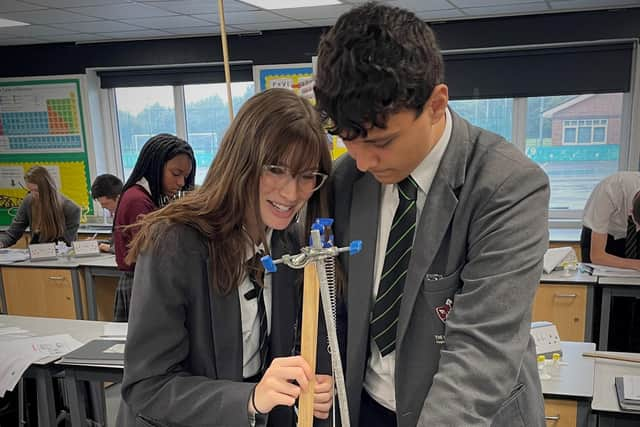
88, 233, 98, 240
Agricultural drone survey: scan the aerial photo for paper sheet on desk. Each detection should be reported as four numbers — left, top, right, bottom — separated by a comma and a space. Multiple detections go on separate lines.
581, 263, 640, 278
0, 334, 82, 398
0, 249, 29, 263
623, 376, 640, 401
103, 322, 127, 338
543, 247, 576, 274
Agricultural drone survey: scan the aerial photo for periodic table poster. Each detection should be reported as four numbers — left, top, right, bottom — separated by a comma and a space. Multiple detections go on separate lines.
0, 78, 93, 225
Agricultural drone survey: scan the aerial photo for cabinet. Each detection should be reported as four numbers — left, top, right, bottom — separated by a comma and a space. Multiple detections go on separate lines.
544, 398, 577, 427
2, 267, 77, 318
533, 284, 589, 342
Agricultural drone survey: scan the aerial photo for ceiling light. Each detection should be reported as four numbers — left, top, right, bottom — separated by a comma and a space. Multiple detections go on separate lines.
241, 0, 341, 9
0, 18, 29, 28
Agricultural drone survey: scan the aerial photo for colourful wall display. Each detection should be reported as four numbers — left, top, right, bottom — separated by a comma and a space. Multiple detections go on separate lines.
0, 78, 92, 225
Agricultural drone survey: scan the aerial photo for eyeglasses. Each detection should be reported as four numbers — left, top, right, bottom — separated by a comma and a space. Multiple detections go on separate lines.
262, 165, 328, 193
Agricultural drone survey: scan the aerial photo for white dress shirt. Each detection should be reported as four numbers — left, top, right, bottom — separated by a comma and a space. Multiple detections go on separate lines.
239, 229, 273, 379
363, 108, 452, 411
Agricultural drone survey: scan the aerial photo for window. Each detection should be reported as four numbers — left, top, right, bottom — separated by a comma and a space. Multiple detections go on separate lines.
525, 94, 623, 211
184, 82, 254, 184
115, 86, 176, 179
562, 119, 608, 144
113, 82, 255, 184
449, 98, 513, 141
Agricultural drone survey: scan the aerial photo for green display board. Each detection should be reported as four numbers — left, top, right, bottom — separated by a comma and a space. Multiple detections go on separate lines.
0, 78, 93, 225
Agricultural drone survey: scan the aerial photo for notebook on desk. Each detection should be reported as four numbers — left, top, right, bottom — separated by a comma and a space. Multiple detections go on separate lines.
59, 339, 125, 367
615, 376, 640, 412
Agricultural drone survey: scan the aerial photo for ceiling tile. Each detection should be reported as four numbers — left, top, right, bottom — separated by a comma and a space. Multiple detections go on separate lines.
120, 15, 213, 28
39, 32, 112, 42
2, 9, 99, 24
416, 9, 466, 20
232, 20, 311, 31
49, 20, 144, 32
462, 2, 550, 16
451, 0, 542, 6
25, 0, 130, 7
0, 1, 46, 12
68, 3, 177, 20
0, 24, 74, 37
391, 0, 454, 10
140, 0, 257, 12
191, 13, 218, 23
163, 24, 221, 34
303, 17, 338, 27
99, 29, 174, 39
274, 4, 354, 19
221, 10, 290, 25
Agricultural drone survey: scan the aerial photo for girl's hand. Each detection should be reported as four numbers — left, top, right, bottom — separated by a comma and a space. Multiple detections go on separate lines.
251, 356, 312, 414
313, 374, 334, 419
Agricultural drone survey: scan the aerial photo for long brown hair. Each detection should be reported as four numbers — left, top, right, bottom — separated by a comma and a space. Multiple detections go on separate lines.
25, 166, 66, 242
127, 88, 332, 294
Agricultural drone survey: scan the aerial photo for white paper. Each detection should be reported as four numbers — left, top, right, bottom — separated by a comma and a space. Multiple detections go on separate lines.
543, 247, 575, 274
623, 375, 640, 401
582, 263, 640, 278
103, 322, 128, 338
0, 334, 82, 397
0, 249, 29, 264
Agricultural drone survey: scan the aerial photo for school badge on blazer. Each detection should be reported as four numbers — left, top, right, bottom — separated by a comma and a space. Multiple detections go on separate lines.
435, 298, 453, 323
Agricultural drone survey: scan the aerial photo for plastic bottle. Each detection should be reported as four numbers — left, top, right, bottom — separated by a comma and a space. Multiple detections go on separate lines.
537, 355, 551, 380
550, 353, 561, 378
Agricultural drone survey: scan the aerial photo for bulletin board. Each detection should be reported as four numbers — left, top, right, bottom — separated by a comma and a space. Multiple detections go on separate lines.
252, 63, 347, 160
0, 78, 93, 225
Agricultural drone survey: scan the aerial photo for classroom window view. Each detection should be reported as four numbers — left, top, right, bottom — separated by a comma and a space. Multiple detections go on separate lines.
451, 93, 625, 214
184, 82, 254, 184
526, 93, 623, 211
114, 82, 255, 184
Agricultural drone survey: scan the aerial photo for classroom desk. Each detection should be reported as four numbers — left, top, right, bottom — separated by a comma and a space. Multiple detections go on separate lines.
597, 276, 640, 351
0, 315, 108, 427
541, 341, 596, 427
58, 362, 122, 427
0, 253, 117, 320
78, 255, 119, 321
591, 351, 640, 427
0, 257, 86, 319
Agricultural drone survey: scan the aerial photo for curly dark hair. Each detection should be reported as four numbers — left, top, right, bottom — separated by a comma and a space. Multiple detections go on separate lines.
314, 2, 444, 140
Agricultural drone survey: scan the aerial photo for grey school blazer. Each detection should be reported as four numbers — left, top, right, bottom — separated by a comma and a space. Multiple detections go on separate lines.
117, 224, 330, 427
332, 110, 549, 427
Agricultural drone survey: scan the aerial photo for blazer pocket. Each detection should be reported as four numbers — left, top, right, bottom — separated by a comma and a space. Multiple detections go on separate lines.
421, 265, 463, 293
492, 383, 527, 427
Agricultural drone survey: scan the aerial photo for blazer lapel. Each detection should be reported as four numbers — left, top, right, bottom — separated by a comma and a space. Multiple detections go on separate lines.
396, 111, 469, 348
347, 173, 380, 389
207, 257, 244, 380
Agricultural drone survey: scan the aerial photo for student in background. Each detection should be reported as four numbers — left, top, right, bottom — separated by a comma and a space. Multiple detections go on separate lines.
0, 165, 80, 248
581, 171, 640, 268
116, 89, 334, 426
112, 133, 195, 321
314, 3, 549, 426
90, 173, 123, 252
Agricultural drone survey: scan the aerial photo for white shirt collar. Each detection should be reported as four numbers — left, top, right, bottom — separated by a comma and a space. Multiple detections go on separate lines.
408, 107, 452, 194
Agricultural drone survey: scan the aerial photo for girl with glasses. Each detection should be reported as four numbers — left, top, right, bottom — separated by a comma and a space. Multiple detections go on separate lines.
117, 88, 334, 427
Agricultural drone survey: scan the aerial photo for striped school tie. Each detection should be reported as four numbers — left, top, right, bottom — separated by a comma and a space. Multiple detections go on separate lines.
370, 176, 418, 356
625, 216, 639, 259
249, 253, 269, 374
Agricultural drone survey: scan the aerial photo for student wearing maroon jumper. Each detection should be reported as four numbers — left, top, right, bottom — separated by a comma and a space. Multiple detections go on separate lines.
112, 133, 195, 321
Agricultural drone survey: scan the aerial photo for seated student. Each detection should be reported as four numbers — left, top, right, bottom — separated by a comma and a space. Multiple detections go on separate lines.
116, 89, 334, 426
90, 173, 123, 253
0, 165, 80, 248
581, 171, 640, 269
112, 133, 196, 322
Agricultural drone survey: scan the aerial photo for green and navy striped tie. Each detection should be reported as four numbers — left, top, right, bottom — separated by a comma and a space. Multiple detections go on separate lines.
371, 176, 418, 356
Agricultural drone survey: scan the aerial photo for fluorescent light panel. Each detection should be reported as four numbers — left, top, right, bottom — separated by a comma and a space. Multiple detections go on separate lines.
0, 18, 29, 28
241, 0, 341, 9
